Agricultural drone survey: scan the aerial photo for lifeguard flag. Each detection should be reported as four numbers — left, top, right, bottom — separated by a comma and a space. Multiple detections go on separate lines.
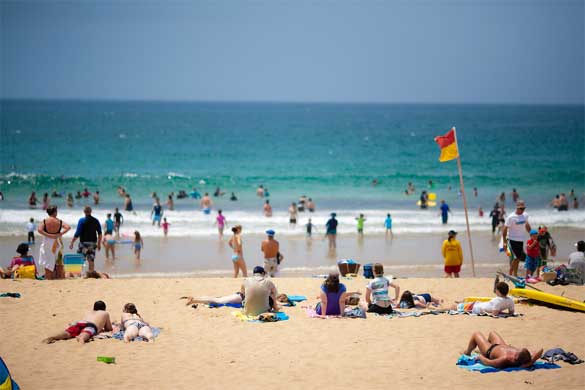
434, 128, 459, 162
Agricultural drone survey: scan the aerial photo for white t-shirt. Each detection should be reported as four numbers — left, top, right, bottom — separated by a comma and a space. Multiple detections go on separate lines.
26, 222, 36, 233
367, 276, 391, 306
472, 296, 515, 315
504, 212, 529, 242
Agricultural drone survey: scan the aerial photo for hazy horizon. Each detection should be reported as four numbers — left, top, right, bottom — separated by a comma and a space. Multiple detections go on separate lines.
2, 0, 583, 104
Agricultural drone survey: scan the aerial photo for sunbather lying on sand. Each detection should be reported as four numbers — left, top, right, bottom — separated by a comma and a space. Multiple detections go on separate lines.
121, 303, 154, 342
464, 330, 543, 368
43, 300, 112, 344
451, 282, 515, 316
180, 293, 244, 306
399, 290, 444, 308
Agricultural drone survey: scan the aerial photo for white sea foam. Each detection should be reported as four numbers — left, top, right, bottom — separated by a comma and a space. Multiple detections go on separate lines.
0, 207, 583, 238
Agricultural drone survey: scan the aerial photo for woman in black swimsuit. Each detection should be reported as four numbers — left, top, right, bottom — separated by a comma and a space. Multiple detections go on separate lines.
37, 205, 71, 279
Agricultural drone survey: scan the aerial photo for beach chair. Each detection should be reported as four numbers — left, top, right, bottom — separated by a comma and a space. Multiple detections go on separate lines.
63, 254, 85, 277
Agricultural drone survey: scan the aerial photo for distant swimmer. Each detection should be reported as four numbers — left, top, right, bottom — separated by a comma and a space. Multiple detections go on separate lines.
355, 213, 366, 235
573, 197, 579, 209
550, 194, 560, 209
384, 213, 393, 238
42, 193, 50, 210
407, 182, 415, 195
230, 192, 238, 201
372, 179, 379, 186
264, 187, 270, 197
428, 180, 434, 189
558, 193, 569, 211
189, 188, 201, 199
82, 188, 91, 198
419, 191, 428, 209
67, 193, 74, 208
498, 192, 506, 204
75, 191, 83, 199
289, 203, 298, 226
439, 200, 451, 224
489, 205, 500, 234
166, 194, 174, 211
213, 187, 225, 197
256, 185, 265, 198
511, 188, 519, 203
177, 190, 188, 199
306, 218, 316, 237
200, 193, 213, 214
124, 194, 134, 212
51, 190, 62, 198
215, 210, 227, 239
263, 200, 272, 217
306, 198, 315, 212
298, 195, 307, 212
117, 186, 127, 197
28, 191, 38, 208
473, 187, 478, 197
151, 198, 163, 227
151, 192, 158, 199
93, 191, 100, 205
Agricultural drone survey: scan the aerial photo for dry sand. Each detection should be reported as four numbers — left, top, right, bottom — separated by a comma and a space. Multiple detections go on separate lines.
1, 277, 584, 390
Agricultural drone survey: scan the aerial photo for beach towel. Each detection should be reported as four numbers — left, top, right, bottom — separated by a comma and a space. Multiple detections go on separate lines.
447, 310, 522, 318
456, 354, 560, 373
63, 254, 85, 277
111, 327, 161, 342
303, 306, 366, 319
207, 302, 243, 308
280, 295, 307, 307
0, 356, 20, 390
232, 311, 289, 323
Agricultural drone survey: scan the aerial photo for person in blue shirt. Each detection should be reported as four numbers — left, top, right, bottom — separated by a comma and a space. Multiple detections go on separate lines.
104, 213, 114, 235
189, 188, 201, 199
384, 213, 393, 239
440, 200, 451, 224
325, 213, 338, 250
69, 206, 102, 272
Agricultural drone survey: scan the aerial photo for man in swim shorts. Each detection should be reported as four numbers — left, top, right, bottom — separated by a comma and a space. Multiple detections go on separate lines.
502, 200, 531, 276
151, 198, 163, 227
464, 330, 543, 368
69, 206, 102, 272
261, 229, 280, 277
43, 300, 112, 344
200, 193, 213, 214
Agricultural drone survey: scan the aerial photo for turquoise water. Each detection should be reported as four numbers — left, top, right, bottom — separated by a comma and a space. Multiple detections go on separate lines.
1, 100, 584, 221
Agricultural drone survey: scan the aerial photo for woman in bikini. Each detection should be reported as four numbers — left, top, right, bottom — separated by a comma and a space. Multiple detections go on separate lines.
121, 303, 154, 342
399, 290, 444, 309
228, 225, 247, 278
37, 205, 71, 280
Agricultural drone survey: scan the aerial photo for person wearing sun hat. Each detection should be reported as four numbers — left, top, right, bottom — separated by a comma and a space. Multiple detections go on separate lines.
442, 230, 463, 278
502, 200, 532, 277
261, 229, 280, 277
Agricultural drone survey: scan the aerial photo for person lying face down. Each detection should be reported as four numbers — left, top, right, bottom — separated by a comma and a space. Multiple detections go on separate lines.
42, 301, 112, 344
464, 330, 543, 368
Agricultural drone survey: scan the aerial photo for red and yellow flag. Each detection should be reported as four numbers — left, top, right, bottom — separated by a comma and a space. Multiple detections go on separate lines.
434, 127, 459, 162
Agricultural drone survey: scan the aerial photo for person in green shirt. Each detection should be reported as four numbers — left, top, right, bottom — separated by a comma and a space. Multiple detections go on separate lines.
356, 214, 366, 236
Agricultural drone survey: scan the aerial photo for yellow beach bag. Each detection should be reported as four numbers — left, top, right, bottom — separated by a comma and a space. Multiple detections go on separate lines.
14, 265, 36, 279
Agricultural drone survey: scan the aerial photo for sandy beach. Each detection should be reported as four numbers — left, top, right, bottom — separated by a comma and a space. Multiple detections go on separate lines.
1, 276, 583, 390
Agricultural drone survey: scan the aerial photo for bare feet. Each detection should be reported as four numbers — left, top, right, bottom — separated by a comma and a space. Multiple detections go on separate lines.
42, 337, 56, 344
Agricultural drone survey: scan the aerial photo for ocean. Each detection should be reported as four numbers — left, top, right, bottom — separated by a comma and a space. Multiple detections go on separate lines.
1, 100, 584, 240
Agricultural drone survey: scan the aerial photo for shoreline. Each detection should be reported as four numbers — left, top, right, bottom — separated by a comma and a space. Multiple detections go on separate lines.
2, 227, 583, 278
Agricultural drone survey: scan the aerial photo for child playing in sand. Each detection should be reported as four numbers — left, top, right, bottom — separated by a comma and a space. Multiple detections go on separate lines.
133, 231, 144, 263
162, 217, 170, 237
453, 282, 515, 316
525, 229, 540, 279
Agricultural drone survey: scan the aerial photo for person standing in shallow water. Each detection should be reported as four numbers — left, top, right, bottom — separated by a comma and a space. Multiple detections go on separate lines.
326, 213, 338, 250
442, 230, 463, 278
228, 225, 247, 278
439, 200, 451, 224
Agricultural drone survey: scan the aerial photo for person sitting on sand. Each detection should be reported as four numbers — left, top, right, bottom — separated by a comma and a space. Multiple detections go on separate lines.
399, 290, 443, 309
464, 330, 543, 368
241, 266, 279, 316
365, 263, 399, 314
453, 281, 515, 316
316, 272, 352, 316
121, 303, 154, 342
43, 301, 112, 344
0, 243, 36, 279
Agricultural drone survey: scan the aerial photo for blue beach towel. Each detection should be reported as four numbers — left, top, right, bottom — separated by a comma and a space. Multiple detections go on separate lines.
233, 311, 290, 323
207, 302, 243, 308
456, 354, 560, 373
112, 327, 161, 342
287, 295, 307, 302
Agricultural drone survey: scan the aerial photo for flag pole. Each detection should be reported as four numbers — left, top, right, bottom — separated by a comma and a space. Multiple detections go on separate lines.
452, 127, 476, 277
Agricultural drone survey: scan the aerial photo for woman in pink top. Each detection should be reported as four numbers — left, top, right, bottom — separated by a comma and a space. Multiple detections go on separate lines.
215, 210, 227, 239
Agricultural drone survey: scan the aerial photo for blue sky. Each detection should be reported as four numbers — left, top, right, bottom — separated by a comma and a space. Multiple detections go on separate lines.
1, 0, 583, 103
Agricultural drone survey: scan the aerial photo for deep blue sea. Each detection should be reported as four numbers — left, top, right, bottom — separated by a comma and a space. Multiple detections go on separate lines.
1, 100, 584, 237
